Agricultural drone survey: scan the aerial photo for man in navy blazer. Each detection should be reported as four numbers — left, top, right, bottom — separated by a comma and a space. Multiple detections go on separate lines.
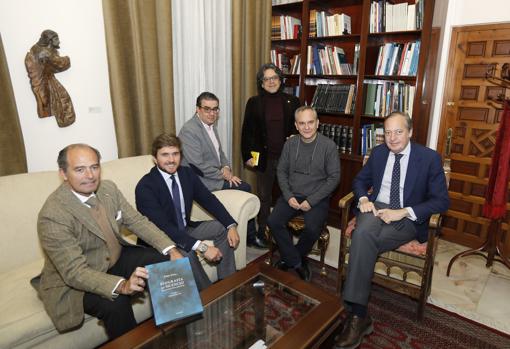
135, 133, 240, 291
334, 112, 449, 349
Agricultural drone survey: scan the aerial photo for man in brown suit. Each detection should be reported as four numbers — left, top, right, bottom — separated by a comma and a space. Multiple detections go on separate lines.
37, 144, 183, 340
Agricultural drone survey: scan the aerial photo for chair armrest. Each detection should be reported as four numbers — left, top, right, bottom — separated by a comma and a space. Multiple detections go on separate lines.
339, 192, 355, 242
429, 213, 440, 230
339, 192, 355, 209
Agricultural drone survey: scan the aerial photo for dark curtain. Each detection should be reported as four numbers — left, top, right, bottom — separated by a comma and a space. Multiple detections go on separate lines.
102, 0, 175, 157
0, 34, 27, 175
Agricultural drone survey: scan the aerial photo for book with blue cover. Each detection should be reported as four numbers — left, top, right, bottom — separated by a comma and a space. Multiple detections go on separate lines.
146, 258, 203, 326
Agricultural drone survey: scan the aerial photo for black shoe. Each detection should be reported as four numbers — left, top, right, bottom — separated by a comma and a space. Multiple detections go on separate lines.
334, 314, 373, 349
295, 262, 312, 282
273, 259, 289, 271
247, 236, 268, 249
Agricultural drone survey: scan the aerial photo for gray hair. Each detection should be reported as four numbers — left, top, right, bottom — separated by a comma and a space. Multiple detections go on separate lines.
57, 144, 101, 172
294, 105, 318, 121
384, 111, 413, 131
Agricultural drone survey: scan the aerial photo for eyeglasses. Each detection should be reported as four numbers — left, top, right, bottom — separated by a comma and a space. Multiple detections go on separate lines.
384, 129, 405, 137
262, 75, 280, 83
199, 106, 220, 113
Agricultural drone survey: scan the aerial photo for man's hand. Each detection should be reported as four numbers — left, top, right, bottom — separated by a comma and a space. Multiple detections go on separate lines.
203, 246, 223, 262
377, 208, 409, 224
359, 197, 378, 215
169, 248, 183, 260
227, 226, 240, 248
245, 158, 256, 167
299, 200, 312, 212
221, 167, 233, 181
227, 176, 243, 187
288, 197, 300, 210
117, 267, 148, 295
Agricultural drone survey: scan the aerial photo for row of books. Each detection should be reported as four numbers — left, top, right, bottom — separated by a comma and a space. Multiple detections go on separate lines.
360, 123, 384, 156
374, 41, 421, 76
311, 84, 356, 114
306, 45, 355, 75
283, 86, 300, 97
318, 124, 353, 154
363, 79, 415, 117
272, 0, 302, 5
272, 15, 301, 40
270, 50, 301, 74
369, 0, 424, 33
309, 10, 351, 37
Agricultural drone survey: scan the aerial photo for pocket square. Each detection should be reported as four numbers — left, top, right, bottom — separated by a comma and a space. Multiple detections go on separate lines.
115, 210, 122, 221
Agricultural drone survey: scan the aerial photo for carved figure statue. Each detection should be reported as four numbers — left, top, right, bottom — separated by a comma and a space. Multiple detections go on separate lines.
25, 30, 75, 127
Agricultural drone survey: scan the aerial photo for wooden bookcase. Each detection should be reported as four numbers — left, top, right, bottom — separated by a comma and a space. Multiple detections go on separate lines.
271, 0, 435, 225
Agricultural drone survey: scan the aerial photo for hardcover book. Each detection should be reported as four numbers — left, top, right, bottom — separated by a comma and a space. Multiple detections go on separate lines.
146, 258, 203, 326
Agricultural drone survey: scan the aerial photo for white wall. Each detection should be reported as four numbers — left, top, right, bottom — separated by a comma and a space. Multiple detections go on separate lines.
0, 0, 117, 172
428, 0, 510, 148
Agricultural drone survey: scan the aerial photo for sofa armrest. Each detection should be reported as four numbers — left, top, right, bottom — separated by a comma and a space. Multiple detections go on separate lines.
190, 189, 260, 270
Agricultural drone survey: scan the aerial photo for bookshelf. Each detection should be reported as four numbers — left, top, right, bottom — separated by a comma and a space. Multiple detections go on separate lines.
271, 0, 435, 223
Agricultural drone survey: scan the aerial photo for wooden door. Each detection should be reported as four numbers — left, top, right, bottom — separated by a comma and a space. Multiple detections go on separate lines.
437, 23, 510, 252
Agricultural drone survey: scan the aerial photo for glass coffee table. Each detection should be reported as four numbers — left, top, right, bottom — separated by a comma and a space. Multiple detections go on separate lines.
101, 261, 343, 349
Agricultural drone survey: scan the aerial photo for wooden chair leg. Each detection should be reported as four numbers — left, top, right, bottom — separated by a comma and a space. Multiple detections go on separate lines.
319, 249, 327, 276
264, 227, 273, 265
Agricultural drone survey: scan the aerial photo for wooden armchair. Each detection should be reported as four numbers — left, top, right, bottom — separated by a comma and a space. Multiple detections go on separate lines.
336, 158, 450, 320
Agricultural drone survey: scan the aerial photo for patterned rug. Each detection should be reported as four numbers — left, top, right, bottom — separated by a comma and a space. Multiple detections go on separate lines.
252, 254, 510, 349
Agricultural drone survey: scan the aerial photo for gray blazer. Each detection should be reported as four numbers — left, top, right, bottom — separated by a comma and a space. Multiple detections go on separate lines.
37, 180, 174, 332
179, 114, 230, 191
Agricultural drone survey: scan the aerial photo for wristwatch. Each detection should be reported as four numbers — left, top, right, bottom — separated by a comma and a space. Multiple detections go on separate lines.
197, 242, 209, 254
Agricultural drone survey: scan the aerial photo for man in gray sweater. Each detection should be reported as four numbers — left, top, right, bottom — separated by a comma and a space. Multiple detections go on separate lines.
268, 106, 340, 281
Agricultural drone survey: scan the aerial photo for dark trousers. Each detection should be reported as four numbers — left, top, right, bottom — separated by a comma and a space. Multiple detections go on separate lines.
256, 155, 279, 236
221, 180, 258, 240
267, 196, 329, 267
83, 246, 166, 340
343, 202, 417, 308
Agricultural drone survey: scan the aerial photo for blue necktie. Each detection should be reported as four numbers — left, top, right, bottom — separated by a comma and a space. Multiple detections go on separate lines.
389, 153, 404, 230
170, 175, 185, 230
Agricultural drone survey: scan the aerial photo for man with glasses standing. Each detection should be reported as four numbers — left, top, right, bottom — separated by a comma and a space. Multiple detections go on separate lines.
334, 112, 449, 349
179, 92, 261, 248
267, 106, 340, 281
241, 63, 301, 249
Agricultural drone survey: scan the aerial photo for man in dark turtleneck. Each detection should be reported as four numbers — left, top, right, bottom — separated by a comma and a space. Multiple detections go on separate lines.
241, 63, 301, 246
267, 106, 340, 281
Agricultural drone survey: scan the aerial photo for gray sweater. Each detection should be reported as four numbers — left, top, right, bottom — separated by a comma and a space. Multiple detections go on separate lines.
277, 133, 340, 206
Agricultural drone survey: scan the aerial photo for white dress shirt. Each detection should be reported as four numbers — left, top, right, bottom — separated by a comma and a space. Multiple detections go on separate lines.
375, 142, 417, 220
199, 116, 221, 162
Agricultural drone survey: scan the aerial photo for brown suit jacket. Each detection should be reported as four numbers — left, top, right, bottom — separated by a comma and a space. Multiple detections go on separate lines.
37, 180, 174, 332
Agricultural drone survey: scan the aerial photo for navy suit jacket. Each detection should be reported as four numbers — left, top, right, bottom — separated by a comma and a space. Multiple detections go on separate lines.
353, 142, 449, 242
135, 165, 236, 251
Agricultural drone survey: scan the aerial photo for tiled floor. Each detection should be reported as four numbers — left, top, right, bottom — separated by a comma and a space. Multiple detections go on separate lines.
246, 239, 510, 335
430, 239, 510, 335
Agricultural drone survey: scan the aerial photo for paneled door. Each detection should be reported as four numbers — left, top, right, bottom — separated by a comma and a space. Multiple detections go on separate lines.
437, 23, 510, 254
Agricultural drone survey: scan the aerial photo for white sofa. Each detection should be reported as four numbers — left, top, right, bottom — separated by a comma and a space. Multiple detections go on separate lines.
0, 155, 260, 349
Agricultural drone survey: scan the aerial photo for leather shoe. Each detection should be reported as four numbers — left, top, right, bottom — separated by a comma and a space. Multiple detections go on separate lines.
273, 259, 289, 271
334, 313, 373, 349
295, 261, 312, 282
247, 236, 268, 249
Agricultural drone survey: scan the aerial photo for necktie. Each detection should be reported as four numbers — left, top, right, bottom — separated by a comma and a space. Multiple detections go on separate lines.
86, 196, 121, 267
389, 153, 403, 209
170, 175, 185, 230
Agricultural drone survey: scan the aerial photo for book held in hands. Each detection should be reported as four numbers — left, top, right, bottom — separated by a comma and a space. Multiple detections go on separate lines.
146, 258, 203, 326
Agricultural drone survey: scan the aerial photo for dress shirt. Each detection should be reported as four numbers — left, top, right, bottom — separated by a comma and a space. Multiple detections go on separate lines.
199, 116, 221, 162
375, 142, 417, 221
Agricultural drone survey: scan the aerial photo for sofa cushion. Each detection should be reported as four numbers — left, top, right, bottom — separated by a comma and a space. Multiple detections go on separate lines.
0, 259, 153, 349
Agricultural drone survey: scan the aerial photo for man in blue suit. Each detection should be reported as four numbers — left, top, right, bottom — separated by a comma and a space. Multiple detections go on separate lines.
334, 112, 449, 349
135, 133, 240, 291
